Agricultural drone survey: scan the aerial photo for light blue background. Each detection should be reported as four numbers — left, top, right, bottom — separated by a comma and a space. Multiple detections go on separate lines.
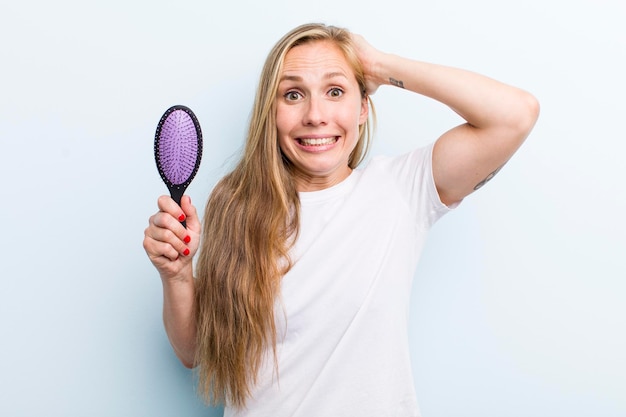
1, 0, 624, 415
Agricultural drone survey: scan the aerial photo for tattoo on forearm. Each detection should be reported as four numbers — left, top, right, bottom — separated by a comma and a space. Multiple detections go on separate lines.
474, 165, 504, 191
389, 77, 404, 88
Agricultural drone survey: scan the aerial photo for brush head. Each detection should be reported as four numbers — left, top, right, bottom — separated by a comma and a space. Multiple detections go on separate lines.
154, 105, 203, 205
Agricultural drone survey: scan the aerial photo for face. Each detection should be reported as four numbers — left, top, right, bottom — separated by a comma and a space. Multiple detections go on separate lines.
275, 40, 368, 192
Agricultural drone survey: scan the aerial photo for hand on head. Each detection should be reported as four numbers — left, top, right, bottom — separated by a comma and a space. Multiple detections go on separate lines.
143, 195, 201, 282
349, 33, 386, 95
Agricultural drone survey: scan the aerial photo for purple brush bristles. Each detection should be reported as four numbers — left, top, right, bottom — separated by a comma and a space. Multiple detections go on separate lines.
154, 105, 203, 214
158, 109, 199, 185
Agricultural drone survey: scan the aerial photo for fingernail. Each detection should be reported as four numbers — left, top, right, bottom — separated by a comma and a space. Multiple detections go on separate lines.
184, 235, 191, 244
178, 213, 186, 222
183, 248, 190, 256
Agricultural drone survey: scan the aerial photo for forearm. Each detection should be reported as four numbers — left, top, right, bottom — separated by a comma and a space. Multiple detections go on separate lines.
369, 52, 537, 132
161, 267, 197, 368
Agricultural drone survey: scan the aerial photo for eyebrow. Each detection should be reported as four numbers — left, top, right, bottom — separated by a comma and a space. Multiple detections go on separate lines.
279, 71, 349, 83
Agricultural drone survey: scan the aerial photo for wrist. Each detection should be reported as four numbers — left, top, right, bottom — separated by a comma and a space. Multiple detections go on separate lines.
161, 263, 194, 287
377, 53, 409, 88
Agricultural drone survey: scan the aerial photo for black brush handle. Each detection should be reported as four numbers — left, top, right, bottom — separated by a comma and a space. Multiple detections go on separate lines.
169, 184, 188, 228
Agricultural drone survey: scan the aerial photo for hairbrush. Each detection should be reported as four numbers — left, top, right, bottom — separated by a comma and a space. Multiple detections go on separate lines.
154, 105, 203, 226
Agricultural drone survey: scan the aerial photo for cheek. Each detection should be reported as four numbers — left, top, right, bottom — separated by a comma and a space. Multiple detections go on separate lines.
358, 98, 368, 125
345, 98, 366, 126
278, 136, 291, 156
275, 103, 296, 134
275, 112, 287, 136
276, 125, 296, 159
341, 106, 365, 134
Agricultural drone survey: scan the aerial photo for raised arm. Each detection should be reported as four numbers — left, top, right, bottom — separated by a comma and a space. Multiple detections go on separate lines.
352, 34, 539, 206
143, 194, 200, 368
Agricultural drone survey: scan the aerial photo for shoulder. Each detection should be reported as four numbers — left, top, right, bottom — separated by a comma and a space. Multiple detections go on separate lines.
364, 143, 434, 180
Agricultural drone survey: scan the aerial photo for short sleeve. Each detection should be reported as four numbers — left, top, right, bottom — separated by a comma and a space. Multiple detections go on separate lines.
368, 142, 456, 230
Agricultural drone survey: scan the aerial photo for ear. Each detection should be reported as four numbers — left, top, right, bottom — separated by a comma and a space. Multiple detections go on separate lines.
358, 96, 369, 125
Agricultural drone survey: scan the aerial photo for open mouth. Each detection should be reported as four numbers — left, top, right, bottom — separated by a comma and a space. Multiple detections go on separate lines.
297, 137, 338, 146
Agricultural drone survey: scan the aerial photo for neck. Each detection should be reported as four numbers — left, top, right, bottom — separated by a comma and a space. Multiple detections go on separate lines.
292, 167, 353, 192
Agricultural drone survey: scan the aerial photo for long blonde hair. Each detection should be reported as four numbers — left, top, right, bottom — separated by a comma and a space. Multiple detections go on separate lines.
194, 23, 374, 408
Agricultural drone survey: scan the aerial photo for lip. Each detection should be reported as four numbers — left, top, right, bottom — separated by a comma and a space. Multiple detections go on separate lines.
295, 135, 340, 151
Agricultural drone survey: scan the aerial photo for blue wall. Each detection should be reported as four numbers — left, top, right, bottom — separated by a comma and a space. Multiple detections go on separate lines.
1, 0, 624, 415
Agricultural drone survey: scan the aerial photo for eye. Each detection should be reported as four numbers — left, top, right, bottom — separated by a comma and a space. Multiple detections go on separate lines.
328, 87, 343, 98
284, 91, 302, 101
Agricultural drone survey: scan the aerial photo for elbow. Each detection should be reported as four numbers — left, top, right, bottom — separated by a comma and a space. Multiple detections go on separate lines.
174, 346, 197, 369
180, 355, 196, 369
516, 90, 540, 138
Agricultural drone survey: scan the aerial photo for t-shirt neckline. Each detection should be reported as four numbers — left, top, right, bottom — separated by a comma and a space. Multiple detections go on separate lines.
298, 169, 362, 204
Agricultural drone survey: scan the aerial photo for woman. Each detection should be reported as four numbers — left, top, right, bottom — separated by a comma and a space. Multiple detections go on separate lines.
143, 23, 539, 416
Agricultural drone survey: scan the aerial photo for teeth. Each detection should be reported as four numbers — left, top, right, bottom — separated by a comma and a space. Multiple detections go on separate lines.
299, 137, 336, 146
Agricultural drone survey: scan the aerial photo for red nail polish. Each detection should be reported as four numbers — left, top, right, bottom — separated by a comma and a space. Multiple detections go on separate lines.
178, 213, 186, 222
184, 235, 191, 244
183, 248, 190, 256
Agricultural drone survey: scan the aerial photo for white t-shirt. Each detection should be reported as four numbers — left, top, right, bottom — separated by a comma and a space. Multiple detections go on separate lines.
225, 143, 452, 417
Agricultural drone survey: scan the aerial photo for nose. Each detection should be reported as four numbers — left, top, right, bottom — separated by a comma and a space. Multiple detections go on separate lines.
302, 96, 327, 126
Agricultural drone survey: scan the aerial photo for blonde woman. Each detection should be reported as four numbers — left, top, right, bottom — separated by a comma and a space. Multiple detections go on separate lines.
143, 23, 539, 416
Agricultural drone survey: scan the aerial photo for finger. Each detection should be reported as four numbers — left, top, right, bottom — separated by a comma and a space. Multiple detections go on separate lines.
153, 196, 190, 237
180, 195, 201, 233
148, 212, 192, 257
144, 235, 181, 262
157, 195, 187, 224
144, 239, 191, 280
